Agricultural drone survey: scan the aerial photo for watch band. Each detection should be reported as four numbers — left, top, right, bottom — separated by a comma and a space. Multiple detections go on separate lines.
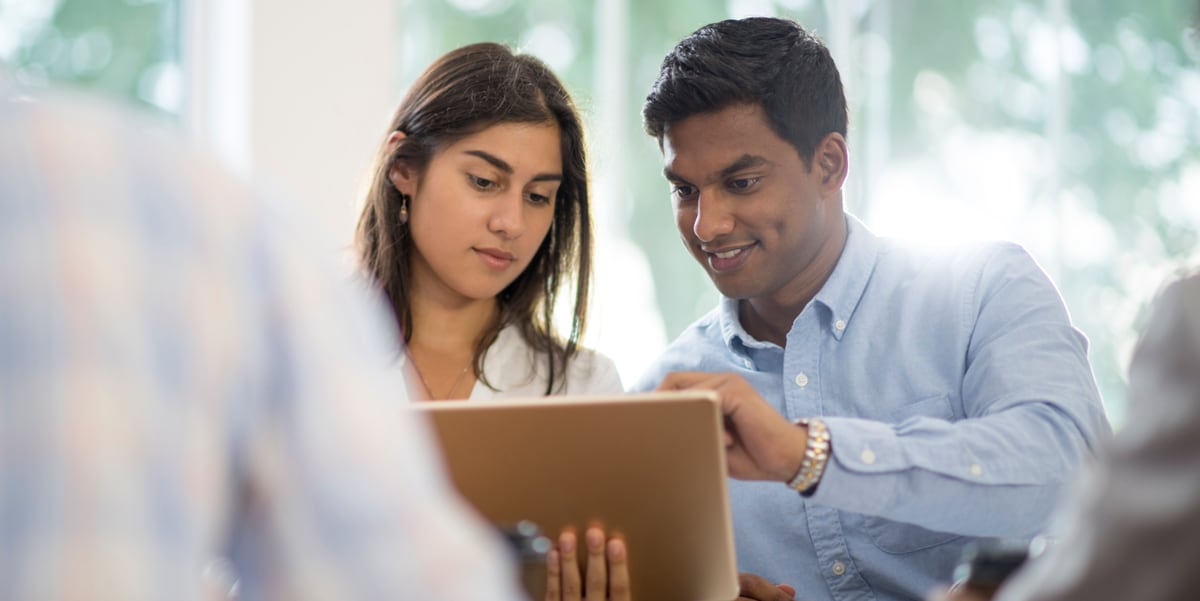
786, 418, 831, 495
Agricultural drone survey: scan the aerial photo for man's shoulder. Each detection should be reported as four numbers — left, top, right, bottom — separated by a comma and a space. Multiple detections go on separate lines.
877, 236, 1028, 270
847, 239, 1059, 333
872, 238, 1042, 293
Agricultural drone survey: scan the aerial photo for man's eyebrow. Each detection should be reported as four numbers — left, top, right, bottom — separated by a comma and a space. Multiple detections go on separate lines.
463, 149, 562, 183
718, 154, 769, 178
663, 154, 769, 183
663, 167, 688, 182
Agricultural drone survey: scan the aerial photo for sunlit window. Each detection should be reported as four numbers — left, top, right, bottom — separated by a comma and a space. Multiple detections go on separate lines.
3, 0, 1194, 426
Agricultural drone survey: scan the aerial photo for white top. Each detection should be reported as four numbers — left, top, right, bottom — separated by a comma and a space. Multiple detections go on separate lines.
400, 325, 624, 400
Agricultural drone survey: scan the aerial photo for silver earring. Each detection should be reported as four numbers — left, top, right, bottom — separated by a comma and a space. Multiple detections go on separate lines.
398, 193, 410, 225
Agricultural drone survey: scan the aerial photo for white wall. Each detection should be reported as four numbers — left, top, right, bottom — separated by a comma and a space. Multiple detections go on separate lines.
185, 0, 398, 255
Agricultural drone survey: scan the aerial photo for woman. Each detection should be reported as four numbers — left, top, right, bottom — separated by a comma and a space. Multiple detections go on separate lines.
355, 43, 628, 600
356, 42, 621, 401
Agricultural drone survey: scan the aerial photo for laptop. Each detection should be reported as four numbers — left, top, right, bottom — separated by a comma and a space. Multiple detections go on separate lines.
413, 390, 739, 601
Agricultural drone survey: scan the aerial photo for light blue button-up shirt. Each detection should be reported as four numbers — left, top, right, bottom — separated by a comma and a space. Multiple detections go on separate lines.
633, 214, 1111, 601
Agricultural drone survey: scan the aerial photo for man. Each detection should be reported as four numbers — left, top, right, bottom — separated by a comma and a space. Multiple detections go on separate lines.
633, 17, 1111, 601
937, 273, 1200, 601
0, 84, 524, 600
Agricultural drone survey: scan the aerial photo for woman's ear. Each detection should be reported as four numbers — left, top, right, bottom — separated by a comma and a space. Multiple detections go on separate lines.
385, 130, 407, 153
385, 131, 416, 193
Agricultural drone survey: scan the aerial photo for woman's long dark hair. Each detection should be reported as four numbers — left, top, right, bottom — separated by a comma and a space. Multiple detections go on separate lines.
356, 42, 592, 395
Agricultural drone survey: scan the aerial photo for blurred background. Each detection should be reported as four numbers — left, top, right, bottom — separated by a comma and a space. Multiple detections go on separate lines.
3, 0, 1197, 427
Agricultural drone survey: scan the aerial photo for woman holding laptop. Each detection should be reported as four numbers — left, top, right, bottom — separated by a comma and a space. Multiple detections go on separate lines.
356, 42, 621, 401
354, 42, 628, 600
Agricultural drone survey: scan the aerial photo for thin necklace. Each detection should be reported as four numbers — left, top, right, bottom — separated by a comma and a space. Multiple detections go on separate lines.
407, 352, 473, 401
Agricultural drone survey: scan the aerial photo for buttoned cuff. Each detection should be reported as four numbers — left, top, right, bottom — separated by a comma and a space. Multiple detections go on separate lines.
804, 416, 902, 514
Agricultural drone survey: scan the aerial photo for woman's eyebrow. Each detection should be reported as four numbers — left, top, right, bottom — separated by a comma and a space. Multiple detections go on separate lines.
462, 149, 513, 173
463, 149, 562, 182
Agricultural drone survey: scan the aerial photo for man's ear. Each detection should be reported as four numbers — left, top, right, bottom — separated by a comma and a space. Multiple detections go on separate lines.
814, 132, 849, 193
385, 131, 416, 193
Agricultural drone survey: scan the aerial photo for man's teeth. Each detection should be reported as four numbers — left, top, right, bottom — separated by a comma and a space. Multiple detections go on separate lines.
714, 248, 741, 259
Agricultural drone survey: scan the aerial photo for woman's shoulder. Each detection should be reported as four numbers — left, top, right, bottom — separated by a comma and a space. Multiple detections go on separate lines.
562, 344, 623, 395
483, 326, 622, 396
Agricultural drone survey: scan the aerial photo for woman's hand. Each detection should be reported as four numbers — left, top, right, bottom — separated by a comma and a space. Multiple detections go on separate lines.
545, 527, 630, 601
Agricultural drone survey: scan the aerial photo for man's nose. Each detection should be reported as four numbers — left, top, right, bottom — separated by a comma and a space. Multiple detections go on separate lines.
692, 192, 734, 242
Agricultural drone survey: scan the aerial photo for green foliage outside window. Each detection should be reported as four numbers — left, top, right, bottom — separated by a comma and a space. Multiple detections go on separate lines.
0, 0, 180, 116
4, 0, 1196, 425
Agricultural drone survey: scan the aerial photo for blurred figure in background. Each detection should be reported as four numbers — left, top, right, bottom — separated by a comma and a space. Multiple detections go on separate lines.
935, 272, 1200, 601
0, 82, 524, 600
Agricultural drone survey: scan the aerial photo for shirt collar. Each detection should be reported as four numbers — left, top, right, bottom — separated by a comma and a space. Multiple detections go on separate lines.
719, 212, 881, 349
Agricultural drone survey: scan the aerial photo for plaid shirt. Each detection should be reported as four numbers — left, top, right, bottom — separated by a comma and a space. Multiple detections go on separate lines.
0, 86, 522, 601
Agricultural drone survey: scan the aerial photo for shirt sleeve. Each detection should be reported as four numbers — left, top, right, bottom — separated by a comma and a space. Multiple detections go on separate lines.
808, 244, 1112, 538
995, 275, 1200, 601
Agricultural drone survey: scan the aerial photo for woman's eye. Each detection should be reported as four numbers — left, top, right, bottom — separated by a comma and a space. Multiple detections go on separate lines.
468, 174, 496, 190
527, 192, 552, 205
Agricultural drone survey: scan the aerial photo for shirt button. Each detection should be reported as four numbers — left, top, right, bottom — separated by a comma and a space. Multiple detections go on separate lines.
794, 372, 809, 388
969, 464, 983, 477
832, 560, 846, 576
743, 358, 753, 369
834, 319, 846, 332
860, 448, 876, 465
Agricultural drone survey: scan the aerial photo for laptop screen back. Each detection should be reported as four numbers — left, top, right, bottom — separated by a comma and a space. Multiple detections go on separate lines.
414, 391, 739, 601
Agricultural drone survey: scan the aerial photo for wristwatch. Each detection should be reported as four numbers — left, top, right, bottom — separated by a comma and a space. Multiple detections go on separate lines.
786, 418, 831, 496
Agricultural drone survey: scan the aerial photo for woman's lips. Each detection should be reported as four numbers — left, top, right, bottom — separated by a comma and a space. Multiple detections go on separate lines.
474, 247, 516, 270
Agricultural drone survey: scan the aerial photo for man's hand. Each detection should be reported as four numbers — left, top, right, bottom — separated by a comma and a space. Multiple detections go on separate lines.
737, 572, 797, 600
545, 527, 630, 601
657, 371, 808, 483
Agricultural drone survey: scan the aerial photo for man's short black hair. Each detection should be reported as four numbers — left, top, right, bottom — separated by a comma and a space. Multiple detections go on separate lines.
642, 17, 848, 165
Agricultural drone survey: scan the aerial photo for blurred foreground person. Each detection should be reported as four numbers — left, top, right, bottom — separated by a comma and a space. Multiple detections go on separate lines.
0, 83, 524, 601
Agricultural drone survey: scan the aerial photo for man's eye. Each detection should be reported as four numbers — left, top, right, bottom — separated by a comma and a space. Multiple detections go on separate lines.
729, 177, 760, 191
672, 185, 696, 198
